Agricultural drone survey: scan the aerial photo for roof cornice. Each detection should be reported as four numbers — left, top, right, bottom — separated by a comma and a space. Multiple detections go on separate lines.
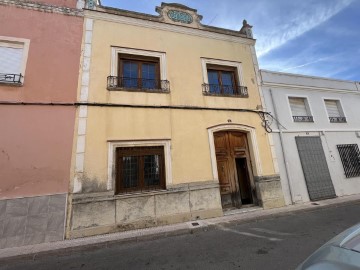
84, 9, 255, 46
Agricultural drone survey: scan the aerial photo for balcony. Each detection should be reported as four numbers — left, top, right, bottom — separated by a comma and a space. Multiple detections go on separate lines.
202, 84, 248, 97
0, 73, 23, 85
107, 76, 170, 93
329, 117, 347, 123
293, 116, 314, 122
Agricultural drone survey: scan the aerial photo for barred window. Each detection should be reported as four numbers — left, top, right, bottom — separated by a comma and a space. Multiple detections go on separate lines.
115, 146, 165, 194
337, 144, 360, 178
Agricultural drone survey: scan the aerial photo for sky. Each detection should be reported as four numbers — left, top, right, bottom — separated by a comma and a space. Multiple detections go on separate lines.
101, 0, 360, 81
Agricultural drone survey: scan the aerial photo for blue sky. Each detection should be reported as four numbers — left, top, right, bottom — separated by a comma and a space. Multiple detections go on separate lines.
101, 0, 360, 81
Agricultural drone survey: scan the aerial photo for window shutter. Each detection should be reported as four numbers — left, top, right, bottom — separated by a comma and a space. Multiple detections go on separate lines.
325, 100, 341, 117
0, 45, 24, 75
289, 97, 308, 116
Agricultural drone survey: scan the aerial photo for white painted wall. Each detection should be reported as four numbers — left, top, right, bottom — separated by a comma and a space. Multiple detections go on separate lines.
261, 70, 360, 205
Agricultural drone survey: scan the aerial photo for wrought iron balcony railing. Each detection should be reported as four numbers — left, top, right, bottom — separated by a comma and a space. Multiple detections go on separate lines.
202, 84, 248, 97
329, 117, 347, 123
293, 116, 314, 122
107, 76, 170, 93
0, 73, 23, 84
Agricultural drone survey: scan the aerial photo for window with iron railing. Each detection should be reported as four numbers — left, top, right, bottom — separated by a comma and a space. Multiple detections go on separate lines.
324, 99, 346, 123
289, 97, 314, 122
0, 40, 26, 85
107, 54, 170, 92
202, 64, 248, 97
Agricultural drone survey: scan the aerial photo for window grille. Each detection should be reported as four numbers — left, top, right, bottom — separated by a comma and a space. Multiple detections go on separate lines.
115, 146, 166, 194
337, 144, 360, 178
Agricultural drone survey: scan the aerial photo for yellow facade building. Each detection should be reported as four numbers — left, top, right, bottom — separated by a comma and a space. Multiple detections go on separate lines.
66, 3, 285, 238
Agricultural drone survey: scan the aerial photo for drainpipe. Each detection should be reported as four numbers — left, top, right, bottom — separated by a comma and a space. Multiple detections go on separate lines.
269, 89, 294, 204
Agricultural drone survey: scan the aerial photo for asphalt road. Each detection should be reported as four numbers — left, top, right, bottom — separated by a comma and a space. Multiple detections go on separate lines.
1, 202, 360, 270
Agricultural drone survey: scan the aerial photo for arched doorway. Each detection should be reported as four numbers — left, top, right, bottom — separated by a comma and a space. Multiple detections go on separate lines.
214, 130, 256, 209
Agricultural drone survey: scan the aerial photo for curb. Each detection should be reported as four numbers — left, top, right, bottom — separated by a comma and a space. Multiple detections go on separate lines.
1, 197, 360, 262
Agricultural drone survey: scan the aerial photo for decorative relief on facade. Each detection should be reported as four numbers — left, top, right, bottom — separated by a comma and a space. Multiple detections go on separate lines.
156, 3, 203, 28
167, 9, 193, 24
87, 0, 95, 9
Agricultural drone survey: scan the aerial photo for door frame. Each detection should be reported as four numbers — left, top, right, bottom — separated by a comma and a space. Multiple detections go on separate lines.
208, 124, 263, 182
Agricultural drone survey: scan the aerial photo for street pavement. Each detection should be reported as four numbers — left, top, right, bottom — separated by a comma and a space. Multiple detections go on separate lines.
1, 202, 360, 270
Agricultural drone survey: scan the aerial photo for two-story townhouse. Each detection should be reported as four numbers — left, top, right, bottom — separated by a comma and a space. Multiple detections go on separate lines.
261, 70, 360, 205
67, 3, 285, 239
0, 0, 84, 248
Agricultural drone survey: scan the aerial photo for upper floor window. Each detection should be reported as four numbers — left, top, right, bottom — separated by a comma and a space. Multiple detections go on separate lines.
119, 54, 160, 90
0, 37, 30, 86
108, 47, 169, 93
288, 97, 313, 122
201, 58, 248, 97
324, 99, 346, 123
207, 65, 238, 95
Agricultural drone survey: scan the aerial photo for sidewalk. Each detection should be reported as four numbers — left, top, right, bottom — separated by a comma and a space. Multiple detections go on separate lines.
1, 194, 360, 261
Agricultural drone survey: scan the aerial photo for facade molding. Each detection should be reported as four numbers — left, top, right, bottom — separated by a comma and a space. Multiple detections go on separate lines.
262, 69, 359, 84
0, 0, 84, 17
271, 129, 360, 133
207, 124, 263, 182
263, 82, 360, 95
107, 139, 173, 191
85, 10, 255, 46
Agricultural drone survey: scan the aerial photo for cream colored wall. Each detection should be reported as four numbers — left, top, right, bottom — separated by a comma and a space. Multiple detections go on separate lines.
77, 17, 275, 190
90, 20, 261, 110
82, 107, 275, 187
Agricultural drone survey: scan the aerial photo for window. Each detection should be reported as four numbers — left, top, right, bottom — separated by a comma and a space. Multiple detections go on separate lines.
108, 47, 169, 92
337, 144, 360, 178
288, 97, 313, 122
207, 65, 238, 95
201, 58, 248, 97
119, 54, 160, 90
115, 146, 166, 193
0, 37, 29, 85
324, 99, 346, 123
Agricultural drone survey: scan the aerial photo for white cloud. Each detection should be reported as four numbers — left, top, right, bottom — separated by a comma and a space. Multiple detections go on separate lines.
256, 0, 353, 57
279, 56, 333, 72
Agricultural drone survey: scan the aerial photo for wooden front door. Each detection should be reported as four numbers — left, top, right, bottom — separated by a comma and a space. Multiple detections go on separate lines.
214, 131, 255, 209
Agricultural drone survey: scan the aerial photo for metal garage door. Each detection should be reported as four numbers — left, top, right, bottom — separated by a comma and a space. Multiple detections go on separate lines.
295, 136, 336, 201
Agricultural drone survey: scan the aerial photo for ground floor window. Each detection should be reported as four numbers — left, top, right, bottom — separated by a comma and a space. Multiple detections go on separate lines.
115, 146, 165, 193
337, 144, 360, 178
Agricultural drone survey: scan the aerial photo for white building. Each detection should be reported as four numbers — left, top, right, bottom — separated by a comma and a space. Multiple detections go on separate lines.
261, 70, 360, 205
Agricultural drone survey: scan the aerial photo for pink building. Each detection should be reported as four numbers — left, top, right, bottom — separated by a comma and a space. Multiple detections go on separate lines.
0, 0, 84, 248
